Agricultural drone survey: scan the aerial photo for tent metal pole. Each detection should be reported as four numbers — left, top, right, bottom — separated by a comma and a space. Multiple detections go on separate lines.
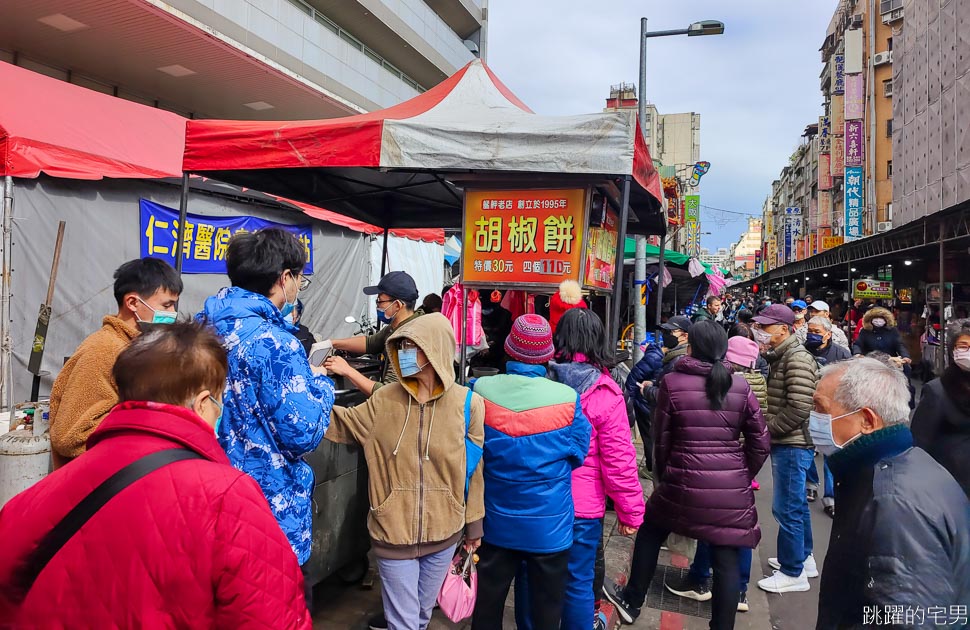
175, 173, 190, 275
380, 228, 389, 276
654, 231, 667, 331
610, 176, 632, 347
939, 225, 946, 373
1, 176, 13, 412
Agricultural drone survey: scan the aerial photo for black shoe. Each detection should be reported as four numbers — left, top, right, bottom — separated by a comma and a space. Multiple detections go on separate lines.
807, 488, 818, 503
368, 613, 387, 630
664, 575, 712, 602
603, 581, 640, 625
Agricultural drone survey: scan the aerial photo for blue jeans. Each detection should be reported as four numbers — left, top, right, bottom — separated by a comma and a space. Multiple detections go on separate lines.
771, 445, 815, 577
688, 542, 753, 593
377, 544, 456, 630
515, 518, 602, 630
806, 454, 835, 498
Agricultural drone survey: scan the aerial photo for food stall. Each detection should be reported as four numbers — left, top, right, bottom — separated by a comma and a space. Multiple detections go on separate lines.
180, 58, 665, 590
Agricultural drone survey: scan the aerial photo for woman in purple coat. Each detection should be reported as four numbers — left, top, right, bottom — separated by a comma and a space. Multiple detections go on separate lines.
605, 321, 770, 630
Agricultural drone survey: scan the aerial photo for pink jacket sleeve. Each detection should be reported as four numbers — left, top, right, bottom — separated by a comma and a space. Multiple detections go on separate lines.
212, 476, 312, 629
597, 387, 646, 528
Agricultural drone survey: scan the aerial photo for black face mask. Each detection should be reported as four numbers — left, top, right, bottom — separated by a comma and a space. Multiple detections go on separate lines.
662, 331, 680, 349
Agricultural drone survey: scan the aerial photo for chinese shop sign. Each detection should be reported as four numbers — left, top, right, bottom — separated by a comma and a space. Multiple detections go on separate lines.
463, 189, 587, 286
140, 199, 313, 274
844, 166, 865, 240
853, 279, 893, 300
822, 236, 844, 250
845, 119, 864, 167
584, 207, 619, 290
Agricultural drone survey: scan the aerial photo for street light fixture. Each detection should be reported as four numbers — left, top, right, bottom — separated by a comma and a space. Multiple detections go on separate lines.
634, 17, 724, 362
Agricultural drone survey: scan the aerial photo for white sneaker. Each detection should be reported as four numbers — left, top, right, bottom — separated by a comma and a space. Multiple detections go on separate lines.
768, 554, 818, 578
757, 570, 810, 594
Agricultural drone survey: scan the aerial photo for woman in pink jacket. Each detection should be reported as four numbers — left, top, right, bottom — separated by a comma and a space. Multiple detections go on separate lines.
550, 308, 645, 630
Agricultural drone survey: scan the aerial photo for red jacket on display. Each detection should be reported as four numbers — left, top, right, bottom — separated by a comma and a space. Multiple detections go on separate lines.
0, 401, 311, 629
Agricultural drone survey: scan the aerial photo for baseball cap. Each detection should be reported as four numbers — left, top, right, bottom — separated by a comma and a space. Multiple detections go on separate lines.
660, 315, 693, 332
809, 300, 830, 312
362, 271, 419, 301
753, 304, 795, 327
791, 300, 807, 310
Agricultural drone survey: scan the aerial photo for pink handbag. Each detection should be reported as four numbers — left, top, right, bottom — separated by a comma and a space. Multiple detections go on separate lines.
437, 550, 477, 622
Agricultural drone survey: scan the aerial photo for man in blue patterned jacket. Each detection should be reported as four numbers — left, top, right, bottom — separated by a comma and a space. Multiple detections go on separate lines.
199, 228, 335, 586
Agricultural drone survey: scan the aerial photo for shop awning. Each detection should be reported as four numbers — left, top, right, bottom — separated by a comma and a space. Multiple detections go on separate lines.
623, 237, 730, 276
0, 61, 185, 180
0, 61, 441, 243
182, 59, 664, 232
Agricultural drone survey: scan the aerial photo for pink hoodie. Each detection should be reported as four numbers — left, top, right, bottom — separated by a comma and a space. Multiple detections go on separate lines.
551, 360, 645, 528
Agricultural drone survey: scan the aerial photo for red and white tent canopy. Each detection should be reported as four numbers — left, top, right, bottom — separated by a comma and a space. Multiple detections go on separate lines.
184, 60, 663, 232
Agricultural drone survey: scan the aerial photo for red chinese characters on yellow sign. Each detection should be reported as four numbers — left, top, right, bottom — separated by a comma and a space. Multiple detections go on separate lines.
463, 189, 587, 286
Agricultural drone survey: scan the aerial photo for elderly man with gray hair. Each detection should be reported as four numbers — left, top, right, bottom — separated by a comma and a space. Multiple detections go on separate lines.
813, 357, 970, 629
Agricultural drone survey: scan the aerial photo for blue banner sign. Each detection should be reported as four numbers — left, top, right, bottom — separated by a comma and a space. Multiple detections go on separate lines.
139, 199, 313, 274
843, 166, 864, 240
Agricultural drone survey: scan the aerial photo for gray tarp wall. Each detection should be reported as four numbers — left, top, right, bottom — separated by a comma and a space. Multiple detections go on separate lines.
8, 176, 371, 404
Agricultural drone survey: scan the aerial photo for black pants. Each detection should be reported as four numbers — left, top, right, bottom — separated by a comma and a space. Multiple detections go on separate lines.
634, 409, 653, 471
300, 561, 314, 613
472, 542, 570, 630
623, 521, 741, 630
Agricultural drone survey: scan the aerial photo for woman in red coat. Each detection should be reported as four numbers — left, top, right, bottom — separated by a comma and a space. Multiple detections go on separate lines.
0, 323, 311, 629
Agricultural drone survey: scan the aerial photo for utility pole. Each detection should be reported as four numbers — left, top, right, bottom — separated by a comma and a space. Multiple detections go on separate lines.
633, 17, 649, 362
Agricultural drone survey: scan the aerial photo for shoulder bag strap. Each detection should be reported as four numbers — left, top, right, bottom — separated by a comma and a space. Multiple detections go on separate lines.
11, 448, 204, 603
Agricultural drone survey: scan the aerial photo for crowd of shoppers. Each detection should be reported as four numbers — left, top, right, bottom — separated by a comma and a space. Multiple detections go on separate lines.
4, 235, 970, 630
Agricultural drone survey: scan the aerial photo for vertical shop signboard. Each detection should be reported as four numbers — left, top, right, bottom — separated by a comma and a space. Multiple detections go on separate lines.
832, 54, 845, 95
844, 74, 865, 120
583, 207, 619, 291
845, 119, 864, 167
831, 136, 846, 174
463, 188, 587, 286
844, 166, 864, 240
819, 154, 833, 190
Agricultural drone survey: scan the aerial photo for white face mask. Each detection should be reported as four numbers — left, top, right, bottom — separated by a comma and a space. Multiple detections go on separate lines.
953, 348, 970, 372
809, 409, 863, 457
753, 328, 773, 346
872, 318, 887, 328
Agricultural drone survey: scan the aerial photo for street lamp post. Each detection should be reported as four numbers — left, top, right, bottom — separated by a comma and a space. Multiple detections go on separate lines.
634, 18, 723, 361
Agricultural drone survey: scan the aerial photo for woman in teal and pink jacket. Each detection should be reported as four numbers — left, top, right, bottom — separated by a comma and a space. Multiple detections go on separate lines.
541, 308, 645, 630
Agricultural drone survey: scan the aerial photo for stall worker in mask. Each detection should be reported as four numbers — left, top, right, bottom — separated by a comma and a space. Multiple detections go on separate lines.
291, 300, 316, 356
326, 271, 423, 396
49, 257, 182, 469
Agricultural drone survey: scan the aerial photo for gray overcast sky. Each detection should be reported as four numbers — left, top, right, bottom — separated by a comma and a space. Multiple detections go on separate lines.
486, 0, 836, 251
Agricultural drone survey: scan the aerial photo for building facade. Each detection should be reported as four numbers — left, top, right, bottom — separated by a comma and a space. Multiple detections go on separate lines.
731, 217, 763, 279
1, 0, 483, 119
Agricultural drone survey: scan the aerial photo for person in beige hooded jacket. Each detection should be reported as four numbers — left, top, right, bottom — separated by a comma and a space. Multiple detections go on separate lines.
327, 313, 484, 630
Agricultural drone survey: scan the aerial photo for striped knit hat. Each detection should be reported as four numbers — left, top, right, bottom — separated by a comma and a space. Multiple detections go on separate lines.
504, 314, 555, 364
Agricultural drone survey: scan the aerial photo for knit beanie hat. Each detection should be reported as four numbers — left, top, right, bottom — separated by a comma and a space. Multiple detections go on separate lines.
549, 280, 587, 333
504, 314, 555, 364
725, 336, 760, 369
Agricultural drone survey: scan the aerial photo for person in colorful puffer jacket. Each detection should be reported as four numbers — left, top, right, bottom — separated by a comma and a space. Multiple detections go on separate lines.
471, 314, 591, 630
197, 228, 335, 590
531, 308, 645, 630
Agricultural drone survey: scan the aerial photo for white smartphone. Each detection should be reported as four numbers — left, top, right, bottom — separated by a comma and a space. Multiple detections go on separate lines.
308, 340, 334, 367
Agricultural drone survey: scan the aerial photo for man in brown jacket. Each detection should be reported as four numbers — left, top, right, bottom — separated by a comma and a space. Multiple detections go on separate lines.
751, 304, 819, 595
49, 258, 182, 468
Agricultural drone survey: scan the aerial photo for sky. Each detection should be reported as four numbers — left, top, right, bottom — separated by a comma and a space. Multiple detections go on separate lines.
486, 0, 836, 251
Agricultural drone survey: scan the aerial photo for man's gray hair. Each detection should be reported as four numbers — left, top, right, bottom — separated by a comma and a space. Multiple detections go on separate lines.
820, 357, 911, 426
808, 316, 832, 332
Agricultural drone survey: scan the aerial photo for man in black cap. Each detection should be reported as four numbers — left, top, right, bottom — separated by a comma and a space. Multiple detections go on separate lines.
326, 271, 423, 395
639, 315, 693, 415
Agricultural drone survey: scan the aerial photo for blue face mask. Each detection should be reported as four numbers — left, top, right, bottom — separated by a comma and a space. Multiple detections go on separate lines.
208, 395, 224, 436
279, 274, 297, 320
377, 299, 399, 325
398, 347, 424, 377
804, 333, 825, 350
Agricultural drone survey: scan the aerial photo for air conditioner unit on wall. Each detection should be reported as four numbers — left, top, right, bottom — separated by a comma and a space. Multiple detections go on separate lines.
873, 51, 893, 66
882, 8, 903, 24
877, 221, 892, 232
850, 14, 864, 29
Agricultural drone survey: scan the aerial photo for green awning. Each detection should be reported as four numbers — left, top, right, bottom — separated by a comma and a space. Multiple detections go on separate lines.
623, 237, 730, 276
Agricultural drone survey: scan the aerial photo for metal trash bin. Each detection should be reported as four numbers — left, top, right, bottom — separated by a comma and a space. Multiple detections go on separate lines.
303, 357, 381, 588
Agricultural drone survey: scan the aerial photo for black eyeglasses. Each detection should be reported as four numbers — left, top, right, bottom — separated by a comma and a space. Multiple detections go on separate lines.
298, 276, 311, 291
376, 298, 398, 306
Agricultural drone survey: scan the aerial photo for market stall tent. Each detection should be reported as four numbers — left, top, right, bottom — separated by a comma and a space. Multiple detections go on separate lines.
183, 59, 665, 233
